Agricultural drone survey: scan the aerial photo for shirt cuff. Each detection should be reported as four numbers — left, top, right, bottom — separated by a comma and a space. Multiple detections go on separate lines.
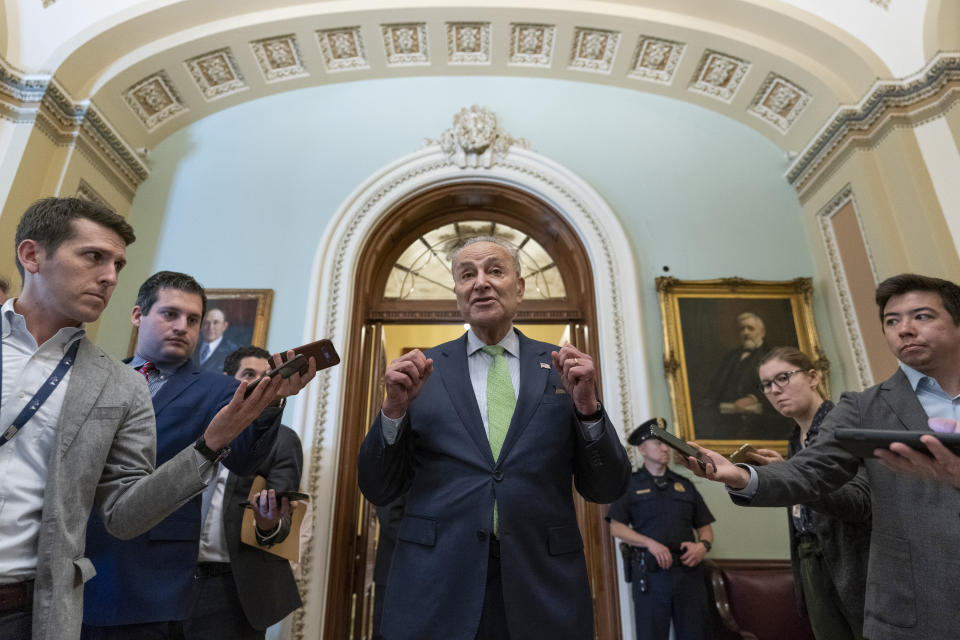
579, 418, 604, 442
726, 464, 759, 498
380, 411, 406, 445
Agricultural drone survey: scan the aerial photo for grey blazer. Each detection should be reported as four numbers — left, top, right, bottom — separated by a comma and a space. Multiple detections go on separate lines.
733, 369, 960, 640
31, 339, 207, 640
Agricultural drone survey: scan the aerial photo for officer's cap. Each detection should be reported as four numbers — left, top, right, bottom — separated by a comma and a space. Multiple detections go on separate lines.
627, 417, 667, 446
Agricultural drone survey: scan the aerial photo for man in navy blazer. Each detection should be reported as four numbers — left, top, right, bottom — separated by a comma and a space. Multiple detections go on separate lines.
358, 237, 630, 640
81, 272, 315, 639
193, 308, 238, 374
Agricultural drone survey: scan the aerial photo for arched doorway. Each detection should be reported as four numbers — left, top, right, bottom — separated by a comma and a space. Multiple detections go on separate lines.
322, 182, 622, 639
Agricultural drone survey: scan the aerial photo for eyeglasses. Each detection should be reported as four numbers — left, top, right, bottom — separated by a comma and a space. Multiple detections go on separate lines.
758, 369, 806, 394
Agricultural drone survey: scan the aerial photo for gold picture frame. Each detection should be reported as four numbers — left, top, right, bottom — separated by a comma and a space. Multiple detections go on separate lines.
656, 277, 828, 456
127, 288, 273, 358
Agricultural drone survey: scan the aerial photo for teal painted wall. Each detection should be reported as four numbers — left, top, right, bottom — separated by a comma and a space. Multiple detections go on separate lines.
99, 75, 846, 561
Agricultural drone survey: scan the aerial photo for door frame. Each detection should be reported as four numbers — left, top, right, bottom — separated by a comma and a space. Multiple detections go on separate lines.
290, 145, 650, 640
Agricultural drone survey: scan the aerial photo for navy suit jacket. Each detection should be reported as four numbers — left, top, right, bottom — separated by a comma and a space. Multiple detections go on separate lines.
82, 361, 279, 626
193, 337, 239, 374
357, 331, 630, 640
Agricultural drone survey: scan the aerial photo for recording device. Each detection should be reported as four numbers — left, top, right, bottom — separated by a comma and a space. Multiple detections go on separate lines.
240, 490, 311, 509
648, 425, 710, 471
729, 443, 758, 464
243, 354, 308, 398
835, 429, 960, 458
241, 339, 341, 398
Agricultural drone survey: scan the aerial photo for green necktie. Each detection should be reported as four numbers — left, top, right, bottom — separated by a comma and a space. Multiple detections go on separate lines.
482, 345, 515, 534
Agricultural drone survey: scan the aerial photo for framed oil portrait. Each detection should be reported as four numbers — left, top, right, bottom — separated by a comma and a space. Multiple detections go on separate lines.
656, 277, 829, 455
127, 289, 273, 362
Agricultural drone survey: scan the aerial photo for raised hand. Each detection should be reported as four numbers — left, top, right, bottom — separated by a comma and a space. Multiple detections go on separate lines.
676, 442, 751, 490
551, 343, 599, 415
203, 374, 284, 450
382, 349, 434, 419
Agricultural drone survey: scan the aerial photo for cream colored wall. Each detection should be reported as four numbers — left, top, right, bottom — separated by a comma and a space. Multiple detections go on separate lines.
0, 125, 135, 338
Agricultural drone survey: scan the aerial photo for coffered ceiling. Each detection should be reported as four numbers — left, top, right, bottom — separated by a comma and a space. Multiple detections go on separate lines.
3, 1, 949, 155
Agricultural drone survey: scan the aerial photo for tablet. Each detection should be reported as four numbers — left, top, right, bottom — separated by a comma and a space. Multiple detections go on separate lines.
834, 429, 960, 458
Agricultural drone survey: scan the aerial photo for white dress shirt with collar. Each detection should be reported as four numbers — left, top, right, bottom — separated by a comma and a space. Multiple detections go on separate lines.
0, 298, 84, 583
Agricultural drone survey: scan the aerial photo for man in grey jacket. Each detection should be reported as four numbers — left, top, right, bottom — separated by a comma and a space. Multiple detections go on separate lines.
0, 198, 293, 640
680, 273, 960, 640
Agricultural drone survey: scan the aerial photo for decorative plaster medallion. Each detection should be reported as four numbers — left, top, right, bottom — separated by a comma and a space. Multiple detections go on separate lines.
251, 35, 308, 83
424, 105, 530, 168
446, 22, 491, 65
317, 27, 369, 72
123, 71, 187, 131
688, 50, 751, 103
508, 23, 555, 67
569, 28, 620, 74
748, 73, 811, 133
381, 23, 429, 66
185, 48, 247, 101
816, 185, 875, 389
629, 36, 685, 85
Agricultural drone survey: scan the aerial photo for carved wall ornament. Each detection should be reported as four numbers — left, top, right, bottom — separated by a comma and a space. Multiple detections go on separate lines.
629, 36, 686, 85
76, 179, 108, 206
123, 71, 187, 131
0, 57, 50, 124
748, 73, 811, 133
447, 22, 491, 65
689, 50, 751, 103
569, 28, 620, 74
316, 27, 369, 72
816, 185, 875, 389
425, 105, 530, 168
251, 35, 308, 83
509, 23, 555, 67
381, 23, 429, 66
869, 0, 890, 8
185, 48, 247, 101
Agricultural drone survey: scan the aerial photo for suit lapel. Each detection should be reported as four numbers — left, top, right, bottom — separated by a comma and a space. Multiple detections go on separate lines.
436, 334, 493, 466
498, 332, 550, 464
57, 339, 109, 454
879, 368, 929, 431
152, 360, 202, 413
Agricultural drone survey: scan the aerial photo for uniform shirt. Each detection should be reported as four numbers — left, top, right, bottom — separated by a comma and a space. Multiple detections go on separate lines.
0, 298, 84, 583
606, 467, 714, 552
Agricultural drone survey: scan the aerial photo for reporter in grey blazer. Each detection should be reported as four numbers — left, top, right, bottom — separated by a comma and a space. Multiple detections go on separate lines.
678, 274, 960, 640
0, 198, 288, 640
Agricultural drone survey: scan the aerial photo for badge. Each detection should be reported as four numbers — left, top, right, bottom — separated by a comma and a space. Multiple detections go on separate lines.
792, 504, 802, 519
636, 489, 651, 494
673, 482, 685, 492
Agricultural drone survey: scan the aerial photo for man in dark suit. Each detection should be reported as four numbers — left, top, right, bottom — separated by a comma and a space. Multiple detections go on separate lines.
81, 272, 316, 640
680, 273, 960, 639
358, 236, 630, 640
184, 346, 304, 639
193, 308, 238, 373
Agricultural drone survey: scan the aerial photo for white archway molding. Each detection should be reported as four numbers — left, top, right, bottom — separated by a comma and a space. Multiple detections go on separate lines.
289, 143, 650, 638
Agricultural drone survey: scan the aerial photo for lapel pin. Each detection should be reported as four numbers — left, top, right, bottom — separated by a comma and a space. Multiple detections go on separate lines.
540, 362, 551, 369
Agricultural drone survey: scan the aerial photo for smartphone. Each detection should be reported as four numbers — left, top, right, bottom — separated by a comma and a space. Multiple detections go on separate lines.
729, 443, 758, 464
243, 354, 308, 398
835, 429, 960, 458
290, 339, 340, 371
649, 425, 710, 471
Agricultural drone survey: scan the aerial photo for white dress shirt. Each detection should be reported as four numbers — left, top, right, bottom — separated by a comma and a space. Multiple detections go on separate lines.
0, 299, 84, 583
198, 336, 223, 364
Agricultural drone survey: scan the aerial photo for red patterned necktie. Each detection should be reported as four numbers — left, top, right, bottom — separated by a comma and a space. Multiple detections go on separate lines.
138, 361, 156, 381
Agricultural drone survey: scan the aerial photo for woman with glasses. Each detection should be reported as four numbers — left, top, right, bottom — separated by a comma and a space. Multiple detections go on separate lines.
745, 346, 870, 640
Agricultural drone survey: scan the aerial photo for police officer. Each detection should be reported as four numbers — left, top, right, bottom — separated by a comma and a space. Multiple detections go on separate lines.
607, 418, 716, 640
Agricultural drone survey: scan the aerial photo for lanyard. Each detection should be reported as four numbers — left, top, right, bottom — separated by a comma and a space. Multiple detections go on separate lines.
0, 334, 80, 448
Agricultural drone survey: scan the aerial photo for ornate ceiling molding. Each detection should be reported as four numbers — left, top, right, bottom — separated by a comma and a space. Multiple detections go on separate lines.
0, 57, 50, 124
629, 36, 686, 85
689, 50, 752, 103
749, 72, 812, 133
33, 79, 149, 201
787, 52, 960, 200
251, 34, 308, 83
